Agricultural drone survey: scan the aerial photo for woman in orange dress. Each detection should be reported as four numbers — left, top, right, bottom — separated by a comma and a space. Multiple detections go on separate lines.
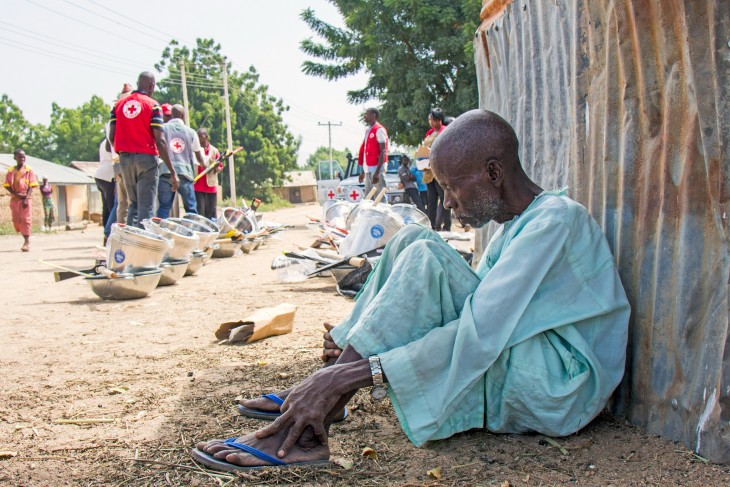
3, 149, 38, 251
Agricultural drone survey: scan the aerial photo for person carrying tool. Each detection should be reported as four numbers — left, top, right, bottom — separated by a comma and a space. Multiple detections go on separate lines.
192, 109, 630, 472
193, 128, 222, 221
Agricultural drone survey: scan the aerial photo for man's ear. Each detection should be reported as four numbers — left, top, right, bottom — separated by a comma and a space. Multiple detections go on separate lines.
486, 159, 504, 185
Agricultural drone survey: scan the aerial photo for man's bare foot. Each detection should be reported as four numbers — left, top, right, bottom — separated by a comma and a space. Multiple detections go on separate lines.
239, 390, 291, 413
195, 430, 329, 467
239, 391, 347, 421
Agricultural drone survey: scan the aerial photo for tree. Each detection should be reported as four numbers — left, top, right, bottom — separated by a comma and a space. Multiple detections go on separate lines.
300, 0, 481, 146
44, 95, 109, 164
155, 39, 300, 201
303, 145, 351, 174
0, 94, 29, 153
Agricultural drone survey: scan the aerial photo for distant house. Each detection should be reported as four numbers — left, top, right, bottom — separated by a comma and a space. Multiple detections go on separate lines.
69, 161, 103, 221
273, 170, 318, 204
0, 154, 95, 227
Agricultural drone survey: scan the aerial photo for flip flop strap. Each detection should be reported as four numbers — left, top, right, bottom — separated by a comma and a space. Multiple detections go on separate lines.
263, 393, 284, 406
224, 438, 286, 466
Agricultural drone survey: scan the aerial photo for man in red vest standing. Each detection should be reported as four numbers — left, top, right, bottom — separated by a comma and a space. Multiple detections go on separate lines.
358, 108, 388, 196
109, 71, 178, 227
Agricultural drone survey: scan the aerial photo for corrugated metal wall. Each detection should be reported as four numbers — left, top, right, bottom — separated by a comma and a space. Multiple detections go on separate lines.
475, 0, 730, 463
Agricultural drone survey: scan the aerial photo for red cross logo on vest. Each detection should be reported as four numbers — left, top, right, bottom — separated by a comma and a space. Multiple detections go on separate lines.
122, 100, 142, 119
170, 137, 186, 154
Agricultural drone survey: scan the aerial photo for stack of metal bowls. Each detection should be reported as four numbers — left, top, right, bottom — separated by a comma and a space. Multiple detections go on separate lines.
169, 217, 218, 251
85, 268, 163, 300
106, 223, 172, 273
142, 218, 199, 262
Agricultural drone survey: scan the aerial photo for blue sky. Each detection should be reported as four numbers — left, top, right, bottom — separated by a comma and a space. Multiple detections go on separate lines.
1, 0, 373, 164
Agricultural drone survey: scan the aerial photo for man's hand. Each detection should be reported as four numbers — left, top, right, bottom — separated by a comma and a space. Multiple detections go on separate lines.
321, 322, 342, 362
170, 173, 180, 192
255, 367, 342, 457
358, 172, 365, 183
372, 171, 380, 184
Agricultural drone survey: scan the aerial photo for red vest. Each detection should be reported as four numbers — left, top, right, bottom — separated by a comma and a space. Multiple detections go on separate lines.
112, 91, 160, 155
358, 122, 388, 167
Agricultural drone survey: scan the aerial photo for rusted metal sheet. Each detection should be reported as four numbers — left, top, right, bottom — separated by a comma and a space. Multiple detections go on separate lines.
474, 0, 730, 463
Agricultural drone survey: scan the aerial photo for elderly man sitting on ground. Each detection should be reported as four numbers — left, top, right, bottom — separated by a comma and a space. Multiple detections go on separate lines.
192, 109, 630, 471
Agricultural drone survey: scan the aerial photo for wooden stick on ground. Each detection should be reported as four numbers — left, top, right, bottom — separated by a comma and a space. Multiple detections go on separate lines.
53, 418, 115, 425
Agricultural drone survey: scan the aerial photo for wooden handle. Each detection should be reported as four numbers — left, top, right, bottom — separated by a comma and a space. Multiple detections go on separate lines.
372, 188, 388, 206
38, 260, 91, 278
347, 257, 366, 267
365, 187, 377, 200
96, 266, 119, 279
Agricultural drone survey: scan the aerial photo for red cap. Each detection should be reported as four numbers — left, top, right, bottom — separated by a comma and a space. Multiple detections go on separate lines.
161, 103, 173, 116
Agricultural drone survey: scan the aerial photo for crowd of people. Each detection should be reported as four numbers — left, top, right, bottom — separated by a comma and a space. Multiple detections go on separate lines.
102, 71, 224, 242
4, 71, 226, 251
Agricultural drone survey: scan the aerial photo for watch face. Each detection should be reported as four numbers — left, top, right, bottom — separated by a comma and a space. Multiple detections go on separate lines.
371, 386, 387, 401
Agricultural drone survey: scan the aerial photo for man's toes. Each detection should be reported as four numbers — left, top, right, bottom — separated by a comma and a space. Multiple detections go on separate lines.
205, 443, 233, 455
212, 448, 239, 460
225, 452, 260, 467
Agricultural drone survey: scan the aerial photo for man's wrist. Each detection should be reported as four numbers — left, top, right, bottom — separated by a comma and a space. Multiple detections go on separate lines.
328, 359, 373, 396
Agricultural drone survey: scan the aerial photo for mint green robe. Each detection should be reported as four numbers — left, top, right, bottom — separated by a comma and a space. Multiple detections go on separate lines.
331, 191, 630, 446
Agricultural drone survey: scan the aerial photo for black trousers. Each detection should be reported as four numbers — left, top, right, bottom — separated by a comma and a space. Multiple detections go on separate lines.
405, 187, 426, 213
95, 178, 116, 228
426, 180, 451, 231
196, 191, 218, 221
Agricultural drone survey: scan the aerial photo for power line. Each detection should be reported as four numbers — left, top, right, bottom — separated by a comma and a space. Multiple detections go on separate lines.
59, 0, 170, 44
24, 0, 162, 54
0, 22, 149, 71
0, 38, 132, 77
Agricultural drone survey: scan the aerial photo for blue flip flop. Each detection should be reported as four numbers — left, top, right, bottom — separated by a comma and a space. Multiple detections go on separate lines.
237, 393, 348, 422
190, 438, 330, 472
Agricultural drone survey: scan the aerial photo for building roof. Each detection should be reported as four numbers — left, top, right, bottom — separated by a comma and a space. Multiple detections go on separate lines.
280, 170, 317, 188
69, 161, 101, 179
0, 154, 95, 185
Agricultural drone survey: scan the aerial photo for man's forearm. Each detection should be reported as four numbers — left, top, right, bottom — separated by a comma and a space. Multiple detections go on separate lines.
329, 359, 374, 396
156, 138, 175, 174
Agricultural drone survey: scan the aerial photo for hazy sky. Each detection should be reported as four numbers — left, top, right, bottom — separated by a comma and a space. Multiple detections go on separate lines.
1, 0, 374, 165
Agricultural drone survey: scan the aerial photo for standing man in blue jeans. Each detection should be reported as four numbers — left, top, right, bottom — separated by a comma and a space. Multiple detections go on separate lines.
157, 104, 204, 218
109, 71, 178, 227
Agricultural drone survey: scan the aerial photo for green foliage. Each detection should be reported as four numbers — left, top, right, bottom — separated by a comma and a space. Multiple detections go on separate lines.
300, 0, 481, 145
155, 39, 300, 200
0, 93, 108, 164
303, 145, 351, 173
0, 94, 29, 153
45, 95, 109, 164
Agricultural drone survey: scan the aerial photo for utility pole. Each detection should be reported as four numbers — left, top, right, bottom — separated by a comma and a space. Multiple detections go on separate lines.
179, 60, 190, 126
222, 60, 236, 204
317, 121, 343, 163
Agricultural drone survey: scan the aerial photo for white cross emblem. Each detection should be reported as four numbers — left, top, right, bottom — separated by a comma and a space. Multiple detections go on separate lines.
122, 100, 142, 119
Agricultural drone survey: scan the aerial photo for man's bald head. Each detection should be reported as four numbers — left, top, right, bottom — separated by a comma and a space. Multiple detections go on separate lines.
137, 71, 156, 94
430, 110, 539, 227
171, 104, 186, 120
431, 109, 519, 178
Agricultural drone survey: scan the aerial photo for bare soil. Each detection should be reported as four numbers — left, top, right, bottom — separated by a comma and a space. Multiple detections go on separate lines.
0, 204, 727, 486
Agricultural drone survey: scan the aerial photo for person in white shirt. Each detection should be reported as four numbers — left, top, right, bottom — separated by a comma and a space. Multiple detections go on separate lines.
95, 136, 116, 232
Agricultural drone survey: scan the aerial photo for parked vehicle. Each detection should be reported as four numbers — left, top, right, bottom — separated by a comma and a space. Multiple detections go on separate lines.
317, 153, 405, 204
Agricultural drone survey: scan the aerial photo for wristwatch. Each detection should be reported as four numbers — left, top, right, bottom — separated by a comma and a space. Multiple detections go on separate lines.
368, 355, 387, 401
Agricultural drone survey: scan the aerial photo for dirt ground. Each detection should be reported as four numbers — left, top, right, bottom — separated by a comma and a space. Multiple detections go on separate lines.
0, 203, 728, 486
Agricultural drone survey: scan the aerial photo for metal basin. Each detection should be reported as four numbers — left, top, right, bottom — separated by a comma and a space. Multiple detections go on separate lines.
241, 240, 256, 254
182, 213, 220, 234
168, 217, 218, 251
85, 269, 162, 300
218, 207, 255, 237
185, 251, 207, 276
142, 218, 199, 262
212, 239, 241, 258
203, 243, 218, 261
390, 204, 430, 226
107, 223, 172, 273
158, 260, 189, 286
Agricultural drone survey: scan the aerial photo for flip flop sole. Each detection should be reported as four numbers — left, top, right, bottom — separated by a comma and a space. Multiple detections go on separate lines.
237, 404, 348, 423
190, 448, 330, 472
